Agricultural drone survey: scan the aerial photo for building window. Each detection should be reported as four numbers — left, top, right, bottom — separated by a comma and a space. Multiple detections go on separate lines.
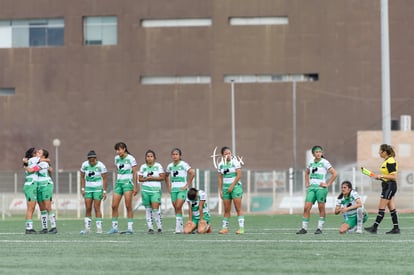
0, 88, 15, 96
140, 76, 211, 85
83, 16, 117, 45
224, 74, 318, 83
141, 18, 212, 28
229, 16, 288, 26
0, 18, 64, 48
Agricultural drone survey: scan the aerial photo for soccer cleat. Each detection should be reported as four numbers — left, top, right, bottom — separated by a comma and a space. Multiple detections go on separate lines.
355, 229, 362, 234
157, 229, 162, 234
296, 228, 307, 234
314, 228, 323, 234
120, 230, 133, 235
219, 228, 229, 234
25, 229, 37, 234
347, 227, 357, 233
175, 226, 184, 234
236, 228, 244, 234
107, 228, 119, 234
364, 226, 377, 234
385, 228, 400, 234
80, 229, 90, 235
96, 228, 103, 234
206, 225, 212, 234
48, 228, 58, 234
39, 228, 49, 234
148, 229, 154, 234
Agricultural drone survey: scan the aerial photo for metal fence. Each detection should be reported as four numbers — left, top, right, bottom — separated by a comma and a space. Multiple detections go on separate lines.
1, 168, 414, 219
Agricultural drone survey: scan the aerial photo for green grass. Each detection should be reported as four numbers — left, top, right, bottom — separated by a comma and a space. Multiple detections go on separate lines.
1, 214, 414, 274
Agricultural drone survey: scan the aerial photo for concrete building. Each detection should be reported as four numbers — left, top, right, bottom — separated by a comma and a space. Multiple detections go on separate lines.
0, 0, 413, 171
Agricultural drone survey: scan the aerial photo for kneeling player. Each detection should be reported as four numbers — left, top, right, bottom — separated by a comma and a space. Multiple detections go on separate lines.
335, 181, 368, 234
184, 188, 212, 234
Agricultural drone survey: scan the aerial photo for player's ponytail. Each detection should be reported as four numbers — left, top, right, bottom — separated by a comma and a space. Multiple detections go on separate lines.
380, 144, 395, 157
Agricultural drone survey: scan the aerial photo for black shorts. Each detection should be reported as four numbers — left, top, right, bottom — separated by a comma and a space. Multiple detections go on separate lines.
380, 180, 397, 200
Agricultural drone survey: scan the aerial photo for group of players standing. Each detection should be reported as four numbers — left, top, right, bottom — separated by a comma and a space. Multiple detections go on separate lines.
23, 147, 58, 234
296, 144, 400, 235
24, 142, 400, 235
23, 142, 245, 235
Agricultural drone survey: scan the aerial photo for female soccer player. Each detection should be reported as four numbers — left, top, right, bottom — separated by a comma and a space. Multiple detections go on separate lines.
184, 187, 211, 234
107, 142, 138, 234
35, 149, 57, 234
138, 150, 165, 234
335, 181, 368, 234
165, 148, 195, 234
217, 146, 245, 234
23, 147, 39, 234
80, 150, 108, 234
23, 148, 55, 234
365, 144, 400, 234
296, 145, 337, 234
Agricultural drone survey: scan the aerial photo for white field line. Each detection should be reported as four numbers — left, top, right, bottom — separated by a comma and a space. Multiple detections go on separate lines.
182, 239, 414, 243
0, 239, 131, 243
0, 239, 413, 244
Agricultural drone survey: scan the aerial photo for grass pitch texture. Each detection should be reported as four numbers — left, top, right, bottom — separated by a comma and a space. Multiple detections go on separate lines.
1, 214, 413, 274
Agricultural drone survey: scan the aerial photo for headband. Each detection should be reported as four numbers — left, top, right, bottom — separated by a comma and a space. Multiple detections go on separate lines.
312, 146, 323, 153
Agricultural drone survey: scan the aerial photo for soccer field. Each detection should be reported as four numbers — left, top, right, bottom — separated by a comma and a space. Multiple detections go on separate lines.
1, 214, 413, 275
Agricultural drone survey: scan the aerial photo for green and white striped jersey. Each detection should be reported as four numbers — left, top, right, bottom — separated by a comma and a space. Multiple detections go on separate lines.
186, 190, 209, 218
80, 160, 107, 188
218, 158, 242, 186
138, 162, 164, 191
36, 161, 52, 186
307, 158, 332, 186
166, 160, 191, 189
114, 154, 137, 184
25, 156, 40, 185
336, 190, 361, 217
